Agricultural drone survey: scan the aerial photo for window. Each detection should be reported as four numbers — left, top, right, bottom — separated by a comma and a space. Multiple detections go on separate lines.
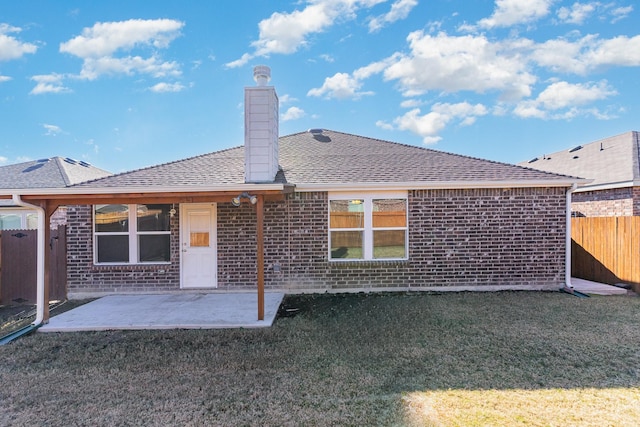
0, 211, 38, 230
94, 204, 171, 264
329, 192, 407, 260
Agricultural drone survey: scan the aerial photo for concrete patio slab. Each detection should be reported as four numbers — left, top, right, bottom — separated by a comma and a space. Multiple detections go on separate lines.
570, 277, 628, 296
39, 293, 285, 332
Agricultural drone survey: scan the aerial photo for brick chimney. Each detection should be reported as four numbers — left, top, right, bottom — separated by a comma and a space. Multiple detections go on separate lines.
244, 65, 279, 183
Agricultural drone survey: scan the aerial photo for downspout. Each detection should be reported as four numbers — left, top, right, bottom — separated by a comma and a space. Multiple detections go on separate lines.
11, 194, 46, 325
564, 184, 578, 291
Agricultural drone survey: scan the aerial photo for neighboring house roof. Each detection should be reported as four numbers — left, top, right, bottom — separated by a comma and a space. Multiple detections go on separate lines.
518, 131, 640, 190
71, 130, 579, 192
0, 157, 112, 189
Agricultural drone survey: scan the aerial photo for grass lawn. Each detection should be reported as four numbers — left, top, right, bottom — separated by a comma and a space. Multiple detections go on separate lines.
1, 291, 639, 426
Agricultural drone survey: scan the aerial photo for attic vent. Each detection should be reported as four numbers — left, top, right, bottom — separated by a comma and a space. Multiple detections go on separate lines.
528, 157, 539, 163
64, 158, 77, 165
569, 145, 582, 153
79, 161, 91, 168
37, 158, 50, 163
573, 155, 579, 159
308, 128, 324, 134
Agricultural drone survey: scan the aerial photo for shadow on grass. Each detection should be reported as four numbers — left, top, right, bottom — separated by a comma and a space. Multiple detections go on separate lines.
1, 291, 639, 425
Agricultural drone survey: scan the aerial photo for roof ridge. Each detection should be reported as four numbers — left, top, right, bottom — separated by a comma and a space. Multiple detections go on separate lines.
51, 157, 73, 187
68, 145, 244, 188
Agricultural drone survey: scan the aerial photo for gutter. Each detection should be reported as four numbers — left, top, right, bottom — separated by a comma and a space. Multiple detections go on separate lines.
563, 184, 578, 292
11, 195, 46, 326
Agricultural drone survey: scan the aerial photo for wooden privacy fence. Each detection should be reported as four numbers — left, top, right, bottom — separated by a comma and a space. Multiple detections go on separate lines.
571, 217, 640, 287
0, 225, 67, 305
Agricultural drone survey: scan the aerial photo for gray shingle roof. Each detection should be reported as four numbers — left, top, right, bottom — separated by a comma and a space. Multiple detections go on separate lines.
0, 157, 112, 189
73, 129, 576, 190
518, 131, 640, 187
280, 130, 575, 185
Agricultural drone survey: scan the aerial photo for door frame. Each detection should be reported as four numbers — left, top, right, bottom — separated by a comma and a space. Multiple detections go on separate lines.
179, 203, 217, 289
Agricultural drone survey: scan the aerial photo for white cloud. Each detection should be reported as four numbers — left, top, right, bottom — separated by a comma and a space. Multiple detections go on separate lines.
30, 74, 71, 95
279, 94, 298, 104
0, 156, 8, 164
368, 0, 418, 33
59, 19, 184, 82
514, 80, 617, 118
610, 5, 633, 23
150, 82, 185, 93
532, 34, 640, 74
60, 19, 183, 58
319, 54, 335, 63
400, 99, 423, 108
42, 124, 63, 136
307, 72, 374, 99
383, 31, 536, 101
0, 24, 37, 61
226, 0, 385, 67
0, 75, 11, 83
375, 120, 394, 130
281, 106, 306, 121
477, 0, 553, 29
557, 2, 598, 24
393, 102, 488, 144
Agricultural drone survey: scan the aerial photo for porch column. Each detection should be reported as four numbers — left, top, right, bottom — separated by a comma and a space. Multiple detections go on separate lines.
256, 194, 265, 321
42, 202, 57, 322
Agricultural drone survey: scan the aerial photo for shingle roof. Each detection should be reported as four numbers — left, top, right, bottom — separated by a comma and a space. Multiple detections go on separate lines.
518, 131, 640, 188
73, 129, 577, 190
0, 157, 112, 189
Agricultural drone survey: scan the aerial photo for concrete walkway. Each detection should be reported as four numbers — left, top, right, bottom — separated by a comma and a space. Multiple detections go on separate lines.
570, 277, 629, 295
39, 293, 284, 332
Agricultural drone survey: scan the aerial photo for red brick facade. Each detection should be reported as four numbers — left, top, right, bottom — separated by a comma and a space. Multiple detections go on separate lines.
572, 187, 638, 217
66, 187, 567, 296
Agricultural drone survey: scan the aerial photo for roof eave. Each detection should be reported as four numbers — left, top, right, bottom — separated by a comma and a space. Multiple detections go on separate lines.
294, 179, 589, 192
0, 183, 287, 198
572, 180, 639, 193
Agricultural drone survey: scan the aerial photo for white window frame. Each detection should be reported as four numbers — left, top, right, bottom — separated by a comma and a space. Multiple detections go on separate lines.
93, 204, 171, 265
0, 209, 38, 230
328, 191, 408, 261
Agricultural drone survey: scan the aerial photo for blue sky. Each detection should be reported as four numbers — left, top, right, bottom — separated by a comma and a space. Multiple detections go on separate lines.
1, 0, 638, 173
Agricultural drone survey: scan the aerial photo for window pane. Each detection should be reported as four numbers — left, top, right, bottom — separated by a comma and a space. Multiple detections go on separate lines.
0, 214, 22, 230
139, 235, 170, 262
190, 232, 210, 247
373, 199, 406, 228
330, 230, 363, 259
330, 200, 364, 228
26, 213, 38, 229
137, 204, 171, 231
373, 230, 406, 259
95, 205, 129, 232
97, 235, 129, 263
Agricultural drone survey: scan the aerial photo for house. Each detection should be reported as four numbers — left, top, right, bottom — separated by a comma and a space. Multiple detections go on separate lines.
518, 131, 640, 217
1, 66, 585, 322
0, 157, 111, 229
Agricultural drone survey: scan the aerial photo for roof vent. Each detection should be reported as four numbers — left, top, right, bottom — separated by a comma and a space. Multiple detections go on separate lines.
253, 65, 271, 86
528, 157, 539, 163
569, 145, 582, 153
64, 158, 77, 165
308, 128, 324, 134
37, 158, 50, 163
573, 155, 579, 159
79, 161, 91, 168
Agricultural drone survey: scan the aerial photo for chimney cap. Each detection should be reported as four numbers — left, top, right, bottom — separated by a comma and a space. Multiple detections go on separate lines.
253, 65, 271, 86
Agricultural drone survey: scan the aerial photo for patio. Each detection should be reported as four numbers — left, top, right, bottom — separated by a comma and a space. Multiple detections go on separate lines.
38, 292, 284, 332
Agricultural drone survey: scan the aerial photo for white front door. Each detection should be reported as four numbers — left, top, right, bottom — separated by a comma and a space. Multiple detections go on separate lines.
180, 203, 217, 288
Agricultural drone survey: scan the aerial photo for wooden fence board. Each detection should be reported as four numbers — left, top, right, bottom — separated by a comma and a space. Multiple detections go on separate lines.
0, 225, 66, 305
571, 217, 640, 286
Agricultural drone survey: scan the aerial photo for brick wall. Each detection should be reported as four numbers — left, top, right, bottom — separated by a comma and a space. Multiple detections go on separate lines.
66, 187, 567, 296
572, 187, 634, 217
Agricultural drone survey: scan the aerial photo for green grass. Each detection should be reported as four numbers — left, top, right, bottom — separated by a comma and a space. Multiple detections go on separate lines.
1, 291, 639, 426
